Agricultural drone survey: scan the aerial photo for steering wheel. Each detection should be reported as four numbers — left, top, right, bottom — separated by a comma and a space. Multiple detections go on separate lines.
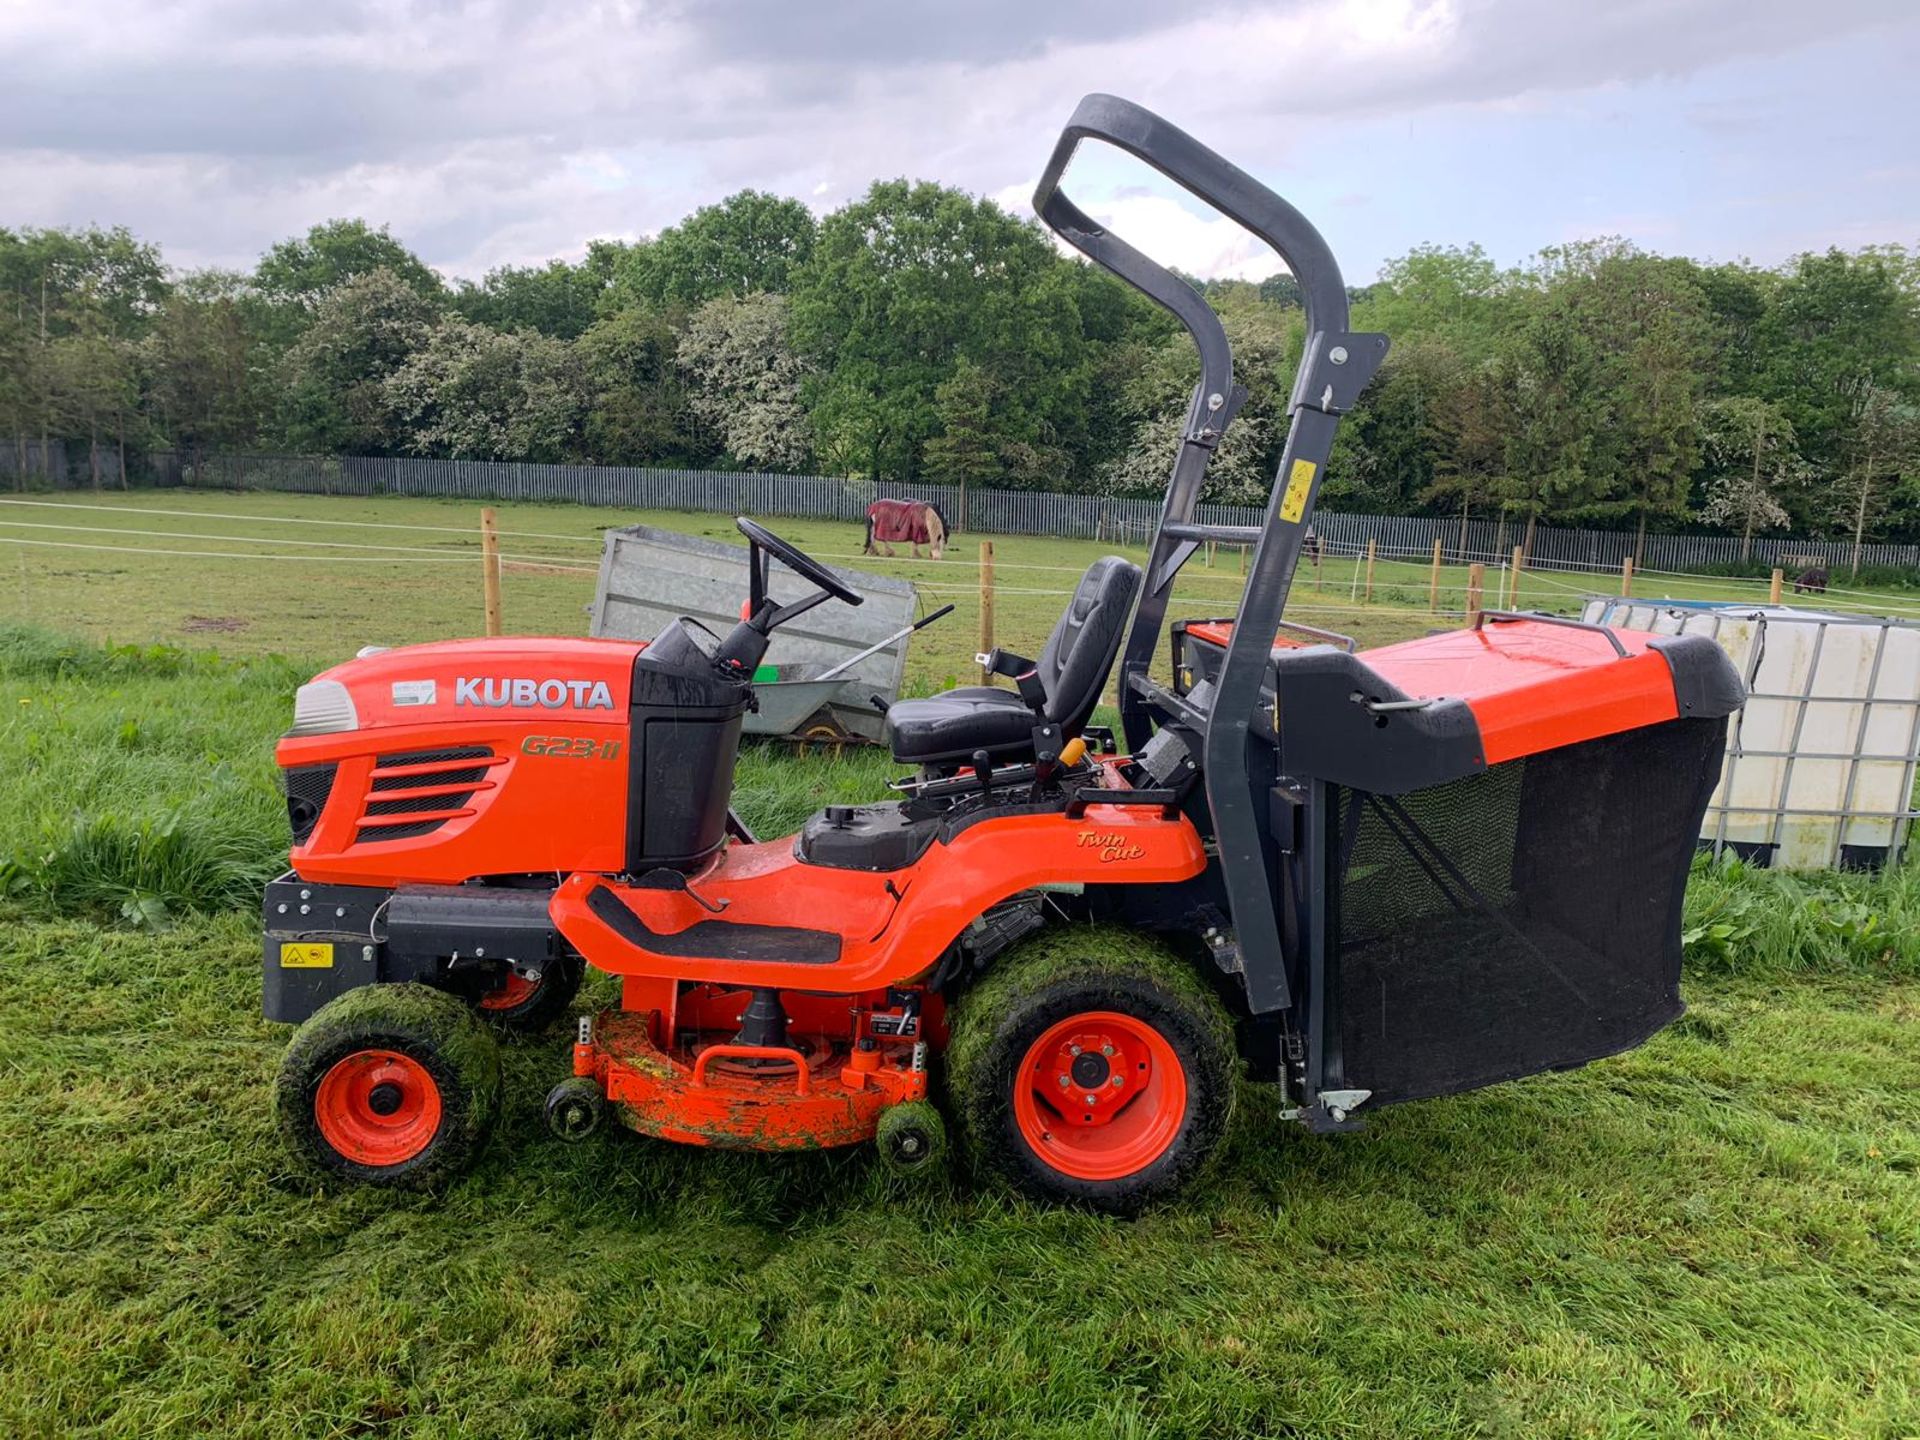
736, 516, 863, 607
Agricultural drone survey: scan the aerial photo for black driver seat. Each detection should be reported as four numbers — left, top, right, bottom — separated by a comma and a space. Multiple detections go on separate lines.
887, 555, 1142, 766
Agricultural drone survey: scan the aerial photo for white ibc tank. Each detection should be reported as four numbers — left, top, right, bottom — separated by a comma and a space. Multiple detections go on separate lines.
1581, 600, 1920, 870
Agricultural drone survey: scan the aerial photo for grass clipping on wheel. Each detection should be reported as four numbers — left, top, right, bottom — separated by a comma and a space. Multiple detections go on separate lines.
943, 924, 1238, 1151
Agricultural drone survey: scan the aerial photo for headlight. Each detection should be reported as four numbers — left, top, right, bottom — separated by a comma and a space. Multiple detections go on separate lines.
289, 679, 358, 735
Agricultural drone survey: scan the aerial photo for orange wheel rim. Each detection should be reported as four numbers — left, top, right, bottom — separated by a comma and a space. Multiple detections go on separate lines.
314, 1049, 443, 1166
479, 973, 538, 1012
1012, 1010, 1187, 1181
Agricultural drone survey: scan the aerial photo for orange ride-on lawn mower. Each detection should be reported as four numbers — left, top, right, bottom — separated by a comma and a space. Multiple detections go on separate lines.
264, 96, 1744, 1212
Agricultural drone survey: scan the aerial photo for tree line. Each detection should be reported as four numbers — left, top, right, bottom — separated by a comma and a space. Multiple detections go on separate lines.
2, 185, 1917, 558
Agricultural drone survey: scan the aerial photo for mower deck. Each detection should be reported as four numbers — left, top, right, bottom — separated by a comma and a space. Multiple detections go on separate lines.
575, 1006, 928, 1150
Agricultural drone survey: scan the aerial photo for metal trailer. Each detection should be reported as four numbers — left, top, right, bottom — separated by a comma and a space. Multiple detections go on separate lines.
589, 524, 921, 742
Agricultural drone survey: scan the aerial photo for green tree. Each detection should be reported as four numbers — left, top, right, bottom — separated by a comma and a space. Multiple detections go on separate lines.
1699, 397, 1799, 560
1561, 250, 1713, 559
451, 259, 607, 339
1759, 248, 1920, 480
1354, 244, 1517, 362
143, 270, 273, 464
1830, 385, 1920, 574
615, 192, 816, 307
1490, 298, 1610, 555
48, 289, 139, 488
577, 305, 701, 464
255, 220, 444, 317
0, 225, 168, 339
1694, 261, 1777, 394
0, 300, 36, 485
277, 269, 437, 453
1325, 336, 1464, 514
385, 320, 586, 462
790, 181, 1086, 483
1425, 360, 1506, 551
675, 292, 814, 469
921, 360, 1004, 523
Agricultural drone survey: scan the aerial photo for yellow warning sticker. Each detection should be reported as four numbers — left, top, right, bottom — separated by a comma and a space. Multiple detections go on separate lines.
1279, 459, 1317, 524
279, 942, 334, 969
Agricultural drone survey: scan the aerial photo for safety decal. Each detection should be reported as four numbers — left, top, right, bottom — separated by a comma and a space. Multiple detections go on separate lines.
1279, 458, 1317, 524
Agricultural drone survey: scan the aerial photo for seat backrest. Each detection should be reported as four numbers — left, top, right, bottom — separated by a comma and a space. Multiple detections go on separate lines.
1037, 555, 1142, 730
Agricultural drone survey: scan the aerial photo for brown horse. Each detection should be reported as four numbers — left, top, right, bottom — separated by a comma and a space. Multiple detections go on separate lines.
864, 498, 949, 560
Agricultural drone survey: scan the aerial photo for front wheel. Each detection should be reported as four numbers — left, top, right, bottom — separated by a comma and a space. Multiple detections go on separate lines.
278, 983, 502, 1189
946, 929, 1236, 1215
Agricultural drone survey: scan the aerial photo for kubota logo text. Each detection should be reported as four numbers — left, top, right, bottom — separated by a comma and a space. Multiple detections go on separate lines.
455, 677, 616, 710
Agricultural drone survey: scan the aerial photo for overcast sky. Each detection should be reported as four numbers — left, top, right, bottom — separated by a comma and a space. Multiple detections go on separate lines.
3, 0, 1916, 286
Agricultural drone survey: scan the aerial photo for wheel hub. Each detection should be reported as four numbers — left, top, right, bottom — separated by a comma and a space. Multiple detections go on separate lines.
1036, 1025, 1145, 1125
313, 1049, 444, 1167
1013, 1011, 1189, 1182
1069, 1051, 1110, 1088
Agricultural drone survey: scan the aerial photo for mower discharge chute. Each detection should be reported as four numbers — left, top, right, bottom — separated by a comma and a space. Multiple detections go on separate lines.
263, 96, 1742, 1211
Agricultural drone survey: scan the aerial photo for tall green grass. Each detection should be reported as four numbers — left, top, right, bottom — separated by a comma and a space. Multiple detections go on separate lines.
1684, 850, 1920, 976
0, 625, 297, 926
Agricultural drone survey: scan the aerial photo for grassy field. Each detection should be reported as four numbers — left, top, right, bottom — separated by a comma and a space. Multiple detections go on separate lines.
2, 909, 1916, 1438
7, 488, 1919, 696
0, 641, 1915, 1436
2, 492, 1919, 1436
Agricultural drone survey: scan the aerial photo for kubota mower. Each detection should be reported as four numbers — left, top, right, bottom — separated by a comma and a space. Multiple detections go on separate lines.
263, 96, 1743, 1212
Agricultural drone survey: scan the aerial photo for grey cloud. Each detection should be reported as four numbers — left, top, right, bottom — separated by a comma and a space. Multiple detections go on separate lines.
653, 0, 1217, 66
0, 0, 1913, 277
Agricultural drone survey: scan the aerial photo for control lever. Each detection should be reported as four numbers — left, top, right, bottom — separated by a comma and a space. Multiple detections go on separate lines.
971, 749, 994, 798
634, 866, 729, 914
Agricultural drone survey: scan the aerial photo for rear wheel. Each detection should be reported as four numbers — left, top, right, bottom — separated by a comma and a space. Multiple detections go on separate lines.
278, 984, 501, 1189
946, 929, 1236, 1215
474, 952, 583, 1036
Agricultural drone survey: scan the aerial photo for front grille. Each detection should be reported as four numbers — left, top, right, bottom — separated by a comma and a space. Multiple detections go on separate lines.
283, 763, 338, 845
375, 745, 492, 767
373, 764, 489, 791
355, 817, 449, 843
355, 745, 496, 845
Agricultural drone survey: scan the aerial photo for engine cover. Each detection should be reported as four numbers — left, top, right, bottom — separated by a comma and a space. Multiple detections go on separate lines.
275, 637, 641, 886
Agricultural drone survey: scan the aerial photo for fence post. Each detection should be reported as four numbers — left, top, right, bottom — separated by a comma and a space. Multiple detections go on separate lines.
1507, 544, 1524, 608
977, 540, 995, 684
479, 507, 504, 636
1466, 563, 1485, 626
1769, 567, 1784, 605
1428, 538, 1443, 613
1620, 556, 1634, 598
1364, 538, 1377, 602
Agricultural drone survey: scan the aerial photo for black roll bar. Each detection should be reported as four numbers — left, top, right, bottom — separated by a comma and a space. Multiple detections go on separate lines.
1033, 95, 1389, 1017
1033, 93, 1352, 355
